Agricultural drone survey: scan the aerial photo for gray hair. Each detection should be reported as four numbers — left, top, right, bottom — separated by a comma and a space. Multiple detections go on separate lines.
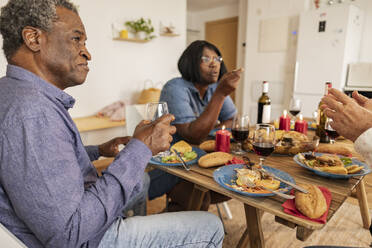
0, 0, 78, 61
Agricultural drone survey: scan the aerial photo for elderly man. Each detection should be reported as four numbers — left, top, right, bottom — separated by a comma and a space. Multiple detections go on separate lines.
0, 0, 224, 248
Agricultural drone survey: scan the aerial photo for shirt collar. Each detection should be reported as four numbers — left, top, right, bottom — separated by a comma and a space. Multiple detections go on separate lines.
183, 79, 216, 102
6, 64, 76, 109
183, 79, 199, 93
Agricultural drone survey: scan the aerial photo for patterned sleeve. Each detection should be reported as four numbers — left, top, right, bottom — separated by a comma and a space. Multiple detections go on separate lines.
354, 128, 372, 167
85, 145, 100, 161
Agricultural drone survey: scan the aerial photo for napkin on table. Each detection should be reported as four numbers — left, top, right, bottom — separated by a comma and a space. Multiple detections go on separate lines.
282, 186, 332, 224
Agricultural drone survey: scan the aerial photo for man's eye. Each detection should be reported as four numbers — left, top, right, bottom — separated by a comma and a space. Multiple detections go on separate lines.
73, 37, 80, 41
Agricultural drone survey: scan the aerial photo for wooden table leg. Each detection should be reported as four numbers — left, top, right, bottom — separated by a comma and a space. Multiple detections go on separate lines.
187, 184, 208, 211
237, 229, 250, 248
237, 204, 265, 248
296, 226, 313, 241
356, 178, 371, 229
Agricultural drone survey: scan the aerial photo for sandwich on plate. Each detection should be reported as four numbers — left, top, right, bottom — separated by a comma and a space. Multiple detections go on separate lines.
161, 140, 197, 163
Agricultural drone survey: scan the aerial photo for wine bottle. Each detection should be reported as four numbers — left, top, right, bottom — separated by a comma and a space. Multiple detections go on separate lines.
257, 81, 271, 124
316, 82, 332, 143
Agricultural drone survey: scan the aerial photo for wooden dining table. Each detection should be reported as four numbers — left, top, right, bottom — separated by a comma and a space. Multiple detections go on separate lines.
150, 138, 371, 248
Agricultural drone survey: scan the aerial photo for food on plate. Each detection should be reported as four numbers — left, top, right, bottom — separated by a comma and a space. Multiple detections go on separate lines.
313, 154, 343, 167
172, 140, 192, 154
161, 141, 197, 163
199, 140, 215, 152
315, 143, 353, 157
255, 179, 281, 190
225, 157, 245, 165
274, 130, 312, 154
318, 166, 347, 175
345, 164, 364, 174
297, 153, 363, 175
198, 152, 233, 168
229, 166, 280, 193
244, 130, 316, 155
295, 184, 327, 219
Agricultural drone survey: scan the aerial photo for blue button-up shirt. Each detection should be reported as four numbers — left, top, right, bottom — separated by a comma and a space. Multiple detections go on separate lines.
160, 77, 236, 142
0, 65, 152, 248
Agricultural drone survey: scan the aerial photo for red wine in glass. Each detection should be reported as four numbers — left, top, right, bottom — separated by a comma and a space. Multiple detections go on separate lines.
289, 110, 300, 117
231, 128, 249, 142
252, 142, 275, 157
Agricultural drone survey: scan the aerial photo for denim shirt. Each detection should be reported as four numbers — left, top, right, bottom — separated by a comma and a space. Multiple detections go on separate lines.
160, 77, 236, 142
0, 65, 152, 248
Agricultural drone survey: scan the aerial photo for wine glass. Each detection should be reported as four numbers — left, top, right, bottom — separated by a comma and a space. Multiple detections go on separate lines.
252, 124, 276, 167
146, 102, 169, 157
231, 114, 250, 155
325, 118, 339, 144
145, 102, 169, 121
289, 97, 302, 118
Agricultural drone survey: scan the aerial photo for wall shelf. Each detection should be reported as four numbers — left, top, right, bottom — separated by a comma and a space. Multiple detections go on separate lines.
160, 33, 180, 37
113, 37, 150, 43
73, 116, 126, 132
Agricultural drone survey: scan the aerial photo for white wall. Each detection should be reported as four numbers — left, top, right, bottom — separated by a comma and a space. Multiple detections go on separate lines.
242, 0, 309, 123
0, 0, 187, 118
187, 3, 239, 43
67, 0, 186, 118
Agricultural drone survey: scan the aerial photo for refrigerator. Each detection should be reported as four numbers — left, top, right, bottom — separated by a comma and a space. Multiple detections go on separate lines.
293, 4, 364, 117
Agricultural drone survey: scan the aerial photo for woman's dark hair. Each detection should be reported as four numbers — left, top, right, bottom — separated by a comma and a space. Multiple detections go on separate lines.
178, 40, 227, 84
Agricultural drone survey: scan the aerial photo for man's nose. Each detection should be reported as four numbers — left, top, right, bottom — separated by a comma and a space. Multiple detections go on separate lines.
81, 47, 92, 61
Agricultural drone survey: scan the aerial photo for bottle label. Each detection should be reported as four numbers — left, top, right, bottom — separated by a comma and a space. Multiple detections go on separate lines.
262, 105, 271, 123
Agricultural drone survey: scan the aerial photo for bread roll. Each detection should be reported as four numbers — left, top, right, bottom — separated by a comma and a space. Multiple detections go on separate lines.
316, 143, 352, 156
198, 152, 233, 168
199, 140, 215, 152
295, 184, 327, 219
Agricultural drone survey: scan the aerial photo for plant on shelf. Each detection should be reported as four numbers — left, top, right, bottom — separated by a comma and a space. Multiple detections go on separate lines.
125, 17, 156, 40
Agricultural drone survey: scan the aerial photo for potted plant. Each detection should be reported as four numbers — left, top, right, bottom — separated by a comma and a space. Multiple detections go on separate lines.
125, 17, 156, 40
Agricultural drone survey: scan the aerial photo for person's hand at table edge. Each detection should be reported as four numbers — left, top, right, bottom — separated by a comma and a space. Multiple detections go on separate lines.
98, 136, 132, 157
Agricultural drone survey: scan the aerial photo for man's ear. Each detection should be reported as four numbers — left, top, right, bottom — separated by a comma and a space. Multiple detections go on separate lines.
22, 26, 42, 52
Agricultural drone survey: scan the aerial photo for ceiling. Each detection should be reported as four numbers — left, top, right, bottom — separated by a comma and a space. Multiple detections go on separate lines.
187, 0, 239, 12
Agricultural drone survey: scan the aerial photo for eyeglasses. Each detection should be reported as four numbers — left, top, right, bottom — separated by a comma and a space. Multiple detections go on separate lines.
201, 56, 223, 64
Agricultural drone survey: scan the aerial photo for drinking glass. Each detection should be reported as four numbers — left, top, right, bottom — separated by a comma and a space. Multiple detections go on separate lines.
325, 118, 339, 144
289, 97, 302, 118
145, 102, 169, 121
231, 114, 250, 155
252, 124, 276, 167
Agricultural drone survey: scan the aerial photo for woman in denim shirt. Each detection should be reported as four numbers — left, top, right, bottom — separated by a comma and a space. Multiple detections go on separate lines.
149, 40, 243, 211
